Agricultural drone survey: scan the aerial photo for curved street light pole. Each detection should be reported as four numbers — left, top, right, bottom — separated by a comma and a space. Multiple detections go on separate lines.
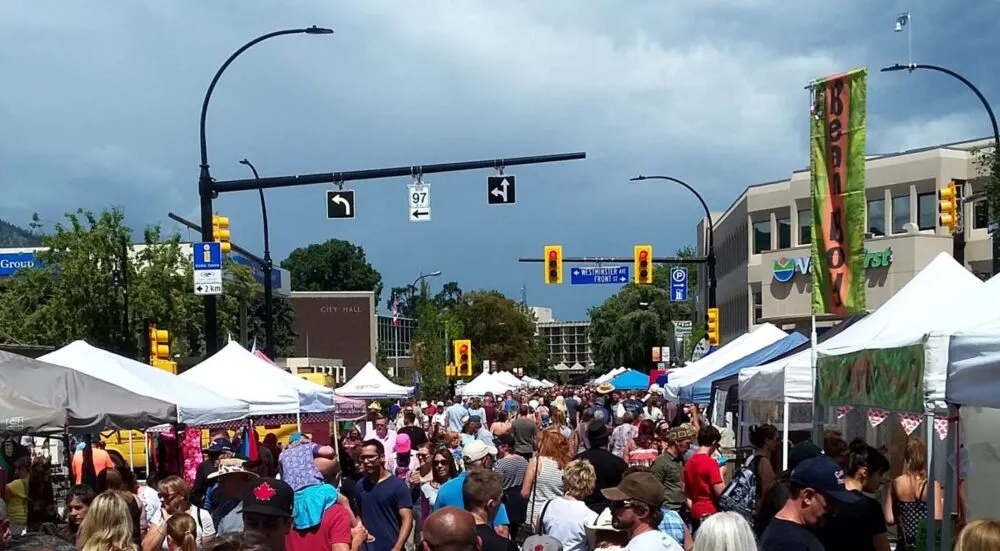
630, 175, 717, 313
881, 63, 1000, 275
238, 158, 275, 359
198, 26, 333, 355
394, 271, 442, 375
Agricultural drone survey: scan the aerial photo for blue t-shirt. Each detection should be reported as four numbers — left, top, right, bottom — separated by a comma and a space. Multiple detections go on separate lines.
445, 403, 468, 432
355, 475, 413, 551
432, 471, 509, 526
503, 399, 519, 413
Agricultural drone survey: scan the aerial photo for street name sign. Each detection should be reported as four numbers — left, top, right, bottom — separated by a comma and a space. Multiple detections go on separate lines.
570, 266, 629, 285
408, 183, 431, 222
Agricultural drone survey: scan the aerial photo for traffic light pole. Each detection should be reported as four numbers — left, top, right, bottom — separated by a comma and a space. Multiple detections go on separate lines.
630, 176, 717, 311
518, 256, 707, 264
881, 63, 1000, 276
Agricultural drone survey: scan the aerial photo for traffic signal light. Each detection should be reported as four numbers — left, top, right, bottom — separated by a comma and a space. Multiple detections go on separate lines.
634, 245, 653, 284
445, 363, 457, 377
148, 324, 176, 373
453, 339, 472, 377
544, 245, 563, 284
706, 308, 720, 347
939, 180, 959, 235
212, 214, 231, 253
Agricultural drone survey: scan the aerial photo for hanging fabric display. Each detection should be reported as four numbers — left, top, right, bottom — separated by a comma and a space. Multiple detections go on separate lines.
933, 417, 949, 440
181, 427, 203, 486
866, 408, 889, 427
835, 406, 853, 420
898, 412, 923, 436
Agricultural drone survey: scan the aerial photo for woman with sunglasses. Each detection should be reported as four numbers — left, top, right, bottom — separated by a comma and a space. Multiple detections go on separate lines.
417, 449, 458, 534
144, 476, 215, 551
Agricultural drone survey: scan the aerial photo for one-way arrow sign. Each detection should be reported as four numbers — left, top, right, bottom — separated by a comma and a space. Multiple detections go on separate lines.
487, 175, 516, 205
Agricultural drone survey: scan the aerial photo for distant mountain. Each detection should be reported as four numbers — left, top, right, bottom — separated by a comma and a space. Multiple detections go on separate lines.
0, 219, 42, 248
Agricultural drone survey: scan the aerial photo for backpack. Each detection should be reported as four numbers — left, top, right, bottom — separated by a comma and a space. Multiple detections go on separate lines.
717, 455, 761, 523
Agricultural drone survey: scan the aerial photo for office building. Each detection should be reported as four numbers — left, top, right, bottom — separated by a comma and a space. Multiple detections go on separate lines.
695, 137, 994, 343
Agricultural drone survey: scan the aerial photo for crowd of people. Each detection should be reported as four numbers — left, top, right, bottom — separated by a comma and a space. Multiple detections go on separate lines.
0, 383, 998, 551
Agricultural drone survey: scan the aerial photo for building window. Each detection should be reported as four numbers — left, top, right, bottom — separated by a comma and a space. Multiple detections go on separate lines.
917, 192, 936, 230
891, 195, 910, 234
974, 200, 990, 230
777, 217, 791, 249
798, 209, 811, 245
753, 220, 771, 253
752, 290, 762, 324
868, 199, 885, 236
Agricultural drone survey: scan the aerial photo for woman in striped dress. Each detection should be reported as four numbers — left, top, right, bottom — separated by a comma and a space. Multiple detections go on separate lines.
521, 429, 570, 528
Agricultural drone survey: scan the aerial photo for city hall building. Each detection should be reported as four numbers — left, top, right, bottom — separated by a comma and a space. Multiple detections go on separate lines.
696, 137, 995, 344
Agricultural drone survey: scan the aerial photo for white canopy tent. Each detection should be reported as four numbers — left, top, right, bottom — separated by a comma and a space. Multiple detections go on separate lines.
459, 372, 516, 396
741, 253, 985, 405
521, 375, 547, 388
492, 371, 525, 388
665, 324, 787, 401
336, 362, 413, 399
592, 367, 626, 385
540, 379, 556, 388
41, 341, 250, 426
181, 341, 334, 416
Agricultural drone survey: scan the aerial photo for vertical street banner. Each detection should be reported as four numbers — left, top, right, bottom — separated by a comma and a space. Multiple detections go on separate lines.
810, 68, 868, 316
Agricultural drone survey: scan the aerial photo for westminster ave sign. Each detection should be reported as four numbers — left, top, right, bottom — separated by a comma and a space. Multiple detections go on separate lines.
773, 248, 893, 283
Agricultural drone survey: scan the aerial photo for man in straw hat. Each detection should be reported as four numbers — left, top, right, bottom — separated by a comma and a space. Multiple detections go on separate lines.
210, 457, 258, 535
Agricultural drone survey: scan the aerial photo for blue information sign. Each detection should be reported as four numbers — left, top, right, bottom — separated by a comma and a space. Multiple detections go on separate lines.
0, 252, 40, 277
193, 242, 222, 270
570, 265, 630, 285
669, 266, 688, 301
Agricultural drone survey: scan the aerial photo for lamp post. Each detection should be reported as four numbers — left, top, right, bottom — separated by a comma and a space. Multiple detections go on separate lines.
394, 271, 442, 374
881, 63, 1000, 275
630, 175, 717, 313
238, 158, 275, 359
198, 26, 333, 356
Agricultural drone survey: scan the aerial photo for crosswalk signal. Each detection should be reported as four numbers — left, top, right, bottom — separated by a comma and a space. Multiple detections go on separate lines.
706, 308, 720, 347
939, 180, 959, 235
453, 339, 472, 377
544, 245, 563, 284
212, 214, 232, 253
634, 245, 653, 284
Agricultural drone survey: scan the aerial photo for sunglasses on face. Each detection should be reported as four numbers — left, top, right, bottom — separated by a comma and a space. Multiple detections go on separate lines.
375, 423, 387, 428
432, 459, 451, 466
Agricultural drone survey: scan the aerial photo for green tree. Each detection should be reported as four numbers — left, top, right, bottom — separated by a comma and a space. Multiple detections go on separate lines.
0, 207, 271, 359
587, 246, 701, 369
247, 297, 297, 358
451, 290, 546, 377
973, 147, 1000, 237
280, 239, 383, 304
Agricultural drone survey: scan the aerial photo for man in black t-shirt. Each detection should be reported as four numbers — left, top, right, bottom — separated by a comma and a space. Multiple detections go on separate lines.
463, 469, 517, 551
397, 411, 427, 449
575, 421, 627, 513
759, 456, 860, 551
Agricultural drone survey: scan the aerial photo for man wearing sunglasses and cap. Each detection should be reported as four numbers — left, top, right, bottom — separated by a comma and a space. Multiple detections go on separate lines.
759, 455, 860, 551
601, 472, 682, 550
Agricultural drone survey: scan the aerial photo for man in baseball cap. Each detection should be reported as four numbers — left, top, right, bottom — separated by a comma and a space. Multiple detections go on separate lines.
242, 477, 293, 551
601, 472, 682, 550
759, 455, 860, 551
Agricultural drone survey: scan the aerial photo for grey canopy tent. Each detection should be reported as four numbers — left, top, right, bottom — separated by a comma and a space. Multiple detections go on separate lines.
0, 350, 177, 435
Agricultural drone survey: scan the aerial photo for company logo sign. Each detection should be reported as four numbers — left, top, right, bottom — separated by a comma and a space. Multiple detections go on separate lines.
773, 248, 893, 282
0, 252, 40, 277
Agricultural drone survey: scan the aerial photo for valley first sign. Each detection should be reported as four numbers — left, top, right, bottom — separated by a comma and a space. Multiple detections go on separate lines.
773, 247, 892, 283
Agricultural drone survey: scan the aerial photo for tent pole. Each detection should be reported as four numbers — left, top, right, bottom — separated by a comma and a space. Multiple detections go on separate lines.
925, 412, 937, 550
810, 314, 823, 445
782, 398, 790, 471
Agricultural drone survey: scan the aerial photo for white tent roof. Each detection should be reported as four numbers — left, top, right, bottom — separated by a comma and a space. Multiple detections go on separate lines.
741, 253, 985, 404
540, 379, 556, 388
521, 375, 547, 388
493, 371, 525, 388
181, 341, 333, 415
665, 324, 787, 401
41, 341, 250, 426
593, 367, 626, 385
459, 372, 515, 396
336, 362, 413, 399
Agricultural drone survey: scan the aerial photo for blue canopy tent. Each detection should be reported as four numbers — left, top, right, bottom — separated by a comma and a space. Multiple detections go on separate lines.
610, 369, 650, 391
678, 332, 808, 403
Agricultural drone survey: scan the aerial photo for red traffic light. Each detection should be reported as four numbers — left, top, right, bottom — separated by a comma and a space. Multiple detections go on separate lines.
548, 250, 558, 260
460, 344, 468, 354
639, 250, 649, 261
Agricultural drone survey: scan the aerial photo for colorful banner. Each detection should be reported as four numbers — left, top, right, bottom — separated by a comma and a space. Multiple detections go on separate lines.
810, 68, 868, 315
817, 344, 924, 412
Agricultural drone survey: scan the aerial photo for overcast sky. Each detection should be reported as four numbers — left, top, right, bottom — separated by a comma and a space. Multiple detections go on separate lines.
1, 1, 996, 319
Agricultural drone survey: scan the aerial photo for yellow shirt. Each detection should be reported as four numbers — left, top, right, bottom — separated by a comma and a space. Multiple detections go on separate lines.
5, 478, 28, 524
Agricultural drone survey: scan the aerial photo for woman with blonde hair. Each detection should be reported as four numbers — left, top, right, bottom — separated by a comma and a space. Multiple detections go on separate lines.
521, 428, 571, 528
163, 514, 197, 551
692, 511, 756, 551
955, 519, 1000, 551
537, 459, 599, 551
884, 437, 944, 551
77, 491, 137, 551
142, 476, 215, 551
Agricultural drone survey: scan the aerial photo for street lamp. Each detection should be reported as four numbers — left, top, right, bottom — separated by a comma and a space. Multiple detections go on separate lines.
881, 63, 1000, 275
630, 175, 717, 314
198, 26, 333, 356
394, 271, 442, 374
238, 158, 276, 359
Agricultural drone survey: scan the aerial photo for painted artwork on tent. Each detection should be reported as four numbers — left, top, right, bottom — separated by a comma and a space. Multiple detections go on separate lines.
810, 68, 868, 316
817, 344, 924, 412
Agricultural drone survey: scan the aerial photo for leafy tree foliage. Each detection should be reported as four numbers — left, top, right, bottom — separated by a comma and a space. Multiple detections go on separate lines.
451, 290, 547, 377
387, 280, 462, 319
588, 246, 701, 369
247, 296, 297, 358
0, 208, 282, 360
973, 147, 1000, 238
281, 239, 383, 304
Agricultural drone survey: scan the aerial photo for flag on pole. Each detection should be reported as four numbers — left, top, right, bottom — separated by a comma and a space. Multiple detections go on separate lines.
810, 68, 868, 316
392, 298, 400, 327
